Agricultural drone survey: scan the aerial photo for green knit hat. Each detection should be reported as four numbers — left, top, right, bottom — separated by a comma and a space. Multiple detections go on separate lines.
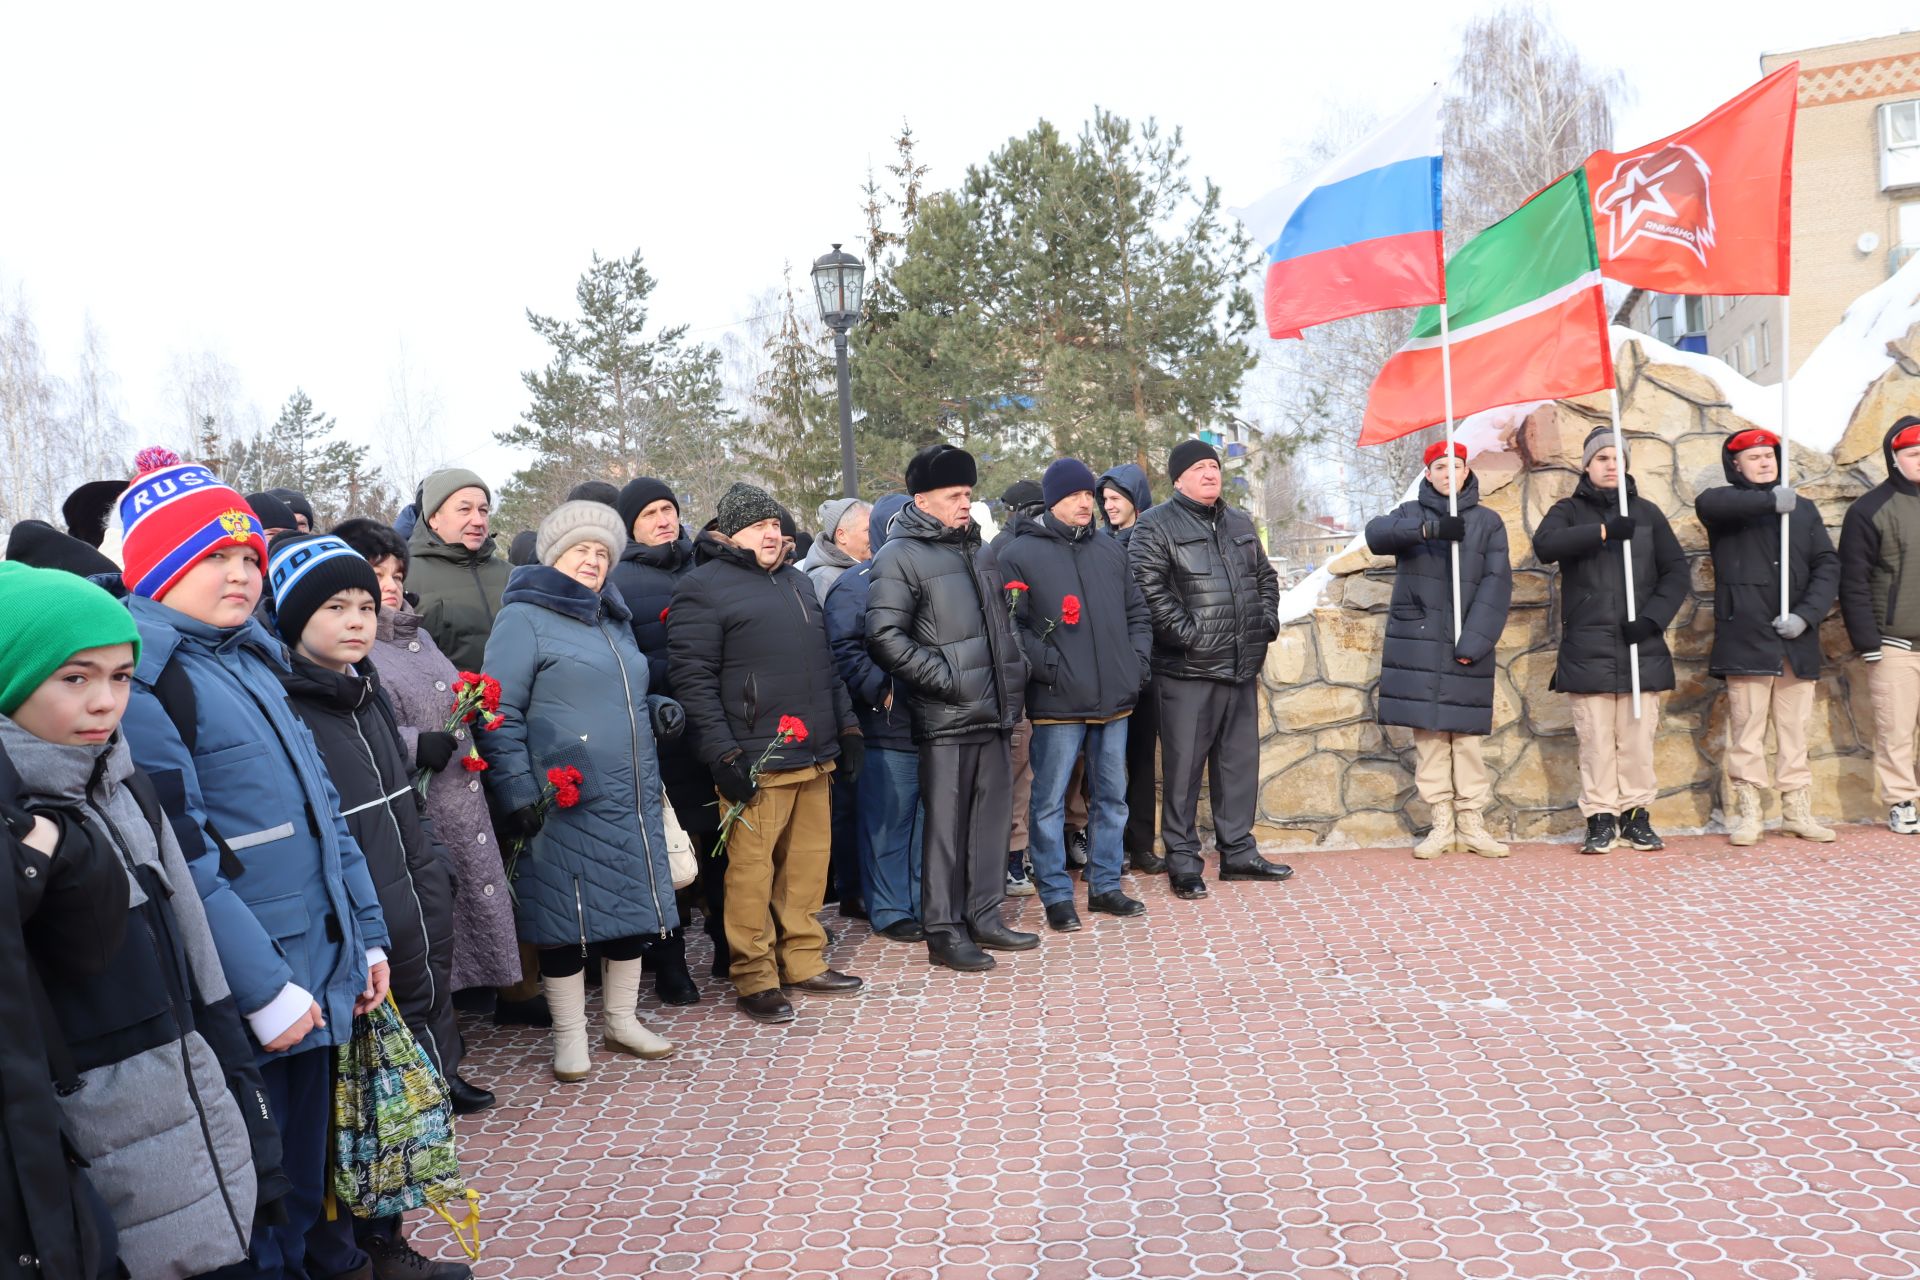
0, 561, 143, 716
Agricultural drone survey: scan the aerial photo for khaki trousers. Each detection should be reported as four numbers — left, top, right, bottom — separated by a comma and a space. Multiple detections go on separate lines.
1008, 717, 1033, 853
1725, 674, 1816, 791
1568, 692, 1662, 817
722, 768, 832, 997
1870, 647, 1920, 805
1411, 730, 1492, 812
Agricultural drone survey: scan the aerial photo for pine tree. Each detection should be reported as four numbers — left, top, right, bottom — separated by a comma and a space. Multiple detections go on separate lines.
853, 110, 1256, 496
739, 266, 840, 517
228, 389, 376, 526
497, 249, 733, 529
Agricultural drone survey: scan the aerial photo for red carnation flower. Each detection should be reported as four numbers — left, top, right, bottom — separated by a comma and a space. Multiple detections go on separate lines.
777, 714, 808, 744
1061, 594, 1082, 626
659, 606, 670, 624
1005, 580, 1029, 593
479, 675, 502, 712
461, 751, 488, 773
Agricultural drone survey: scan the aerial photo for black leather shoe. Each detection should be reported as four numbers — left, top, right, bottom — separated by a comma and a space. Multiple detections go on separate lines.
1219, 858, 1294, 881
447, 1074, 495, 1115
838, 897, 869, 921
1170, 874, 1209, 900
970, 922, 1041, 951
928, 937, 997, 972
737, 989, 796, 1023
880, 920, 927, 943
1127, 848, 1167, 874
363, 1232, 473, 1280
787, 968, 864, 996
1088, 890, 1146, 917
492, 994, 552, 1028
1044, 901, 1082, 932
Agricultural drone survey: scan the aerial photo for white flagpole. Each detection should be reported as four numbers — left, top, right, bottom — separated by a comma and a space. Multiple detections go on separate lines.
1439, 304, 1462, 642
1609, 384, 1643, 718
1779, 296, 1792, 622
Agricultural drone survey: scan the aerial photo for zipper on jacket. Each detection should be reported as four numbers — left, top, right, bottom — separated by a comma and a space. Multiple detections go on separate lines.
573, 875, 589, 958
600, 621, 668, 937
86, 799, 251, 1256
345, 714, 440, 1072
470, 561, 495, 624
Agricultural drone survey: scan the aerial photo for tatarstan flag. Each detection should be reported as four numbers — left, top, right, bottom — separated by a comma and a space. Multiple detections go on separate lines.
1360, 170, 1612, 446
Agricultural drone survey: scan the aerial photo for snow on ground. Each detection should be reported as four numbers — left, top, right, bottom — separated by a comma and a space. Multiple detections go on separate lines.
1611, 324, 1782, 434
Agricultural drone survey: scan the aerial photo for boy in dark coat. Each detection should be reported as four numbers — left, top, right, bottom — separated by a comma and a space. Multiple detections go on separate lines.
1534, 426, 1691, 854
1697, 427, 1840, 845
1096, 462, 1162, 869
1839, 415, 1920, 834
1364, 442, 1513, 859
264, 535, 470, 1280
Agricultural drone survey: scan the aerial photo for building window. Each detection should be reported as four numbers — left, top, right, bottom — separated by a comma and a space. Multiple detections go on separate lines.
1684, 296, 1708, 333
1882, 100, 1920, 191
1760, 319, 1772, 367
1744, 330, 1758, 374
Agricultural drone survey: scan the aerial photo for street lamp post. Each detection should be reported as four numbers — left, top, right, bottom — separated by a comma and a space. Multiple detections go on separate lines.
810, 243, 865, 499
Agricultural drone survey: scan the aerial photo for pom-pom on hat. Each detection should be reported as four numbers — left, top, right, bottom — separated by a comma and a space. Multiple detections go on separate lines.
118, 447, 269, 601
1423, 440, 1469, 468
266, 533, 382, 647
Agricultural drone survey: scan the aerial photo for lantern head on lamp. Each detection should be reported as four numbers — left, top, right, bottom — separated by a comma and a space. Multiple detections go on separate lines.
811, 243, 865, 333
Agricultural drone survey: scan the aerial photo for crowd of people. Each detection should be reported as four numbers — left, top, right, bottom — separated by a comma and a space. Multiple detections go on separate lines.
4, 409, 1918, 1280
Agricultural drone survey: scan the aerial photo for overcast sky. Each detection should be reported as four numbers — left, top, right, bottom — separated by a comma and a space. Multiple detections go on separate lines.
0, 1, 1912, 491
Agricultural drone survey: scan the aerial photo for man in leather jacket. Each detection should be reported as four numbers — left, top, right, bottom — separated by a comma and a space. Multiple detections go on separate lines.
1127, 439, 1291, 899
866, 445, 1042, 972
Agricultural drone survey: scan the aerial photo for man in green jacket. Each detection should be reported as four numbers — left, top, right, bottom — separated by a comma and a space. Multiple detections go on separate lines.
406, 468, 510, 674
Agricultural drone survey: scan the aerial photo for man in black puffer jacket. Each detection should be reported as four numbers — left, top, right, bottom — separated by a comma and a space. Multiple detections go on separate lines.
1128, 439, 1287, 899
1535, 426, 1690, 855
1699, 427, 1840, 847
668, 484, 865, 1025
1365, 442, 1513, 861
998, 459, 1153, 933
607, 475, 719, 992
867, 445, 1039, 972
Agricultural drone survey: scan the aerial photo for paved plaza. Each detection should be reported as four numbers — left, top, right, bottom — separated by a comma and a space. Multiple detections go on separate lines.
420, 827, 1920, 1279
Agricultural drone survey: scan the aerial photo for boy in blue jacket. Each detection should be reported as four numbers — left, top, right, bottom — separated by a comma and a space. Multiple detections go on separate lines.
115, 448, 390, 1280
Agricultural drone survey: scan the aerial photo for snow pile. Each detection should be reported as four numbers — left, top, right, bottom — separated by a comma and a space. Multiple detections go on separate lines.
1610, 325, 1781, 432
1789, 252, 1920, 451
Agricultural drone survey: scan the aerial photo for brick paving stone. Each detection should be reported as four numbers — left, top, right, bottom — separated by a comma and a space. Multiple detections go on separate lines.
408, 828, 1920, 1277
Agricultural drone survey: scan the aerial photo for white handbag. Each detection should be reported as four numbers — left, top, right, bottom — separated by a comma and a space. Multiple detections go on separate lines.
662, 791, 699, 889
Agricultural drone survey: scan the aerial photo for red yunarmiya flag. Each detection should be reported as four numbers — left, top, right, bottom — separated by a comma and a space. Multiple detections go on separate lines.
1585, 62, 1798, 296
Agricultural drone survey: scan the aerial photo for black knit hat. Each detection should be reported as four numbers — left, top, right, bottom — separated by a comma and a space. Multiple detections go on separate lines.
567, 479, 621, 509
715, 482, 785, 537
1167, 438, 1220, 484
266, 532, 381, 647
999, 479, 1044, 510
905, 444, 978, 495
245, 490, 301, 534
5, 519, 119, 579
60, 479, 125, 549
616, 476, 679, 536
508, 529, 539, 566
266, 488, 315, 529
1042, 458, 1098, 508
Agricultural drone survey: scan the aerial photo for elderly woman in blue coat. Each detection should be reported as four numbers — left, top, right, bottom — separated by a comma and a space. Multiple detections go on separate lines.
480, 500, 686, 1082
1364, 441, 1514, 861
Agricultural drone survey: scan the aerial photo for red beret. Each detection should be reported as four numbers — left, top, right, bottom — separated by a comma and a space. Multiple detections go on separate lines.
1725, 428, 1779, 454
1423, 440, 1469, 467
1893, 418, 1920, 453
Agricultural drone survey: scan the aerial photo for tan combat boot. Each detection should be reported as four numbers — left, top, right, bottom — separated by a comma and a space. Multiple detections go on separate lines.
1779, 787, 1836, 842
1727, 781, 1764, 847
602, 958, 675, 1060
1414, 806, 1456, 860
1455, 809, 1510, 858
542, 970, 591, 1083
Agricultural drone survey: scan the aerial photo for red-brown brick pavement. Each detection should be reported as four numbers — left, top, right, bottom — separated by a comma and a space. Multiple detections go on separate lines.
415, 826, 1920, 1279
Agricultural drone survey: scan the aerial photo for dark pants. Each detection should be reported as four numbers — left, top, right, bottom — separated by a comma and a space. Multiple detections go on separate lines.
1158, 676, 1261, 879
858, 746, 924, 930
1125, 676, 1160, 856
827, 769, 863, 906
918, 733, 1013, 947
205, 1047, 337, 1280
538, 935, 647, 978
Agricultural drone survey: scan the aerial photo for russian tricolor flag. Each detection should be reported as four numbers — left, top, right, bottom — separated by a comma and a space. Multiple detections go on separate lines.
1238, 87, 1445, 340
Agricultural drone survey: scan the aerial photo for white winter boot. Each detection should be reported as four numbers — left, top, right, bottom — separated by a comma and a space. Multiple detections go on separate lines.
1414, 806, 1456, 860
1727, 781, 1763, 847
1780, 788, 1836, 843
1455, 809, 1510, 858
542, 970, 591, 1083
602, 958, 675, 1060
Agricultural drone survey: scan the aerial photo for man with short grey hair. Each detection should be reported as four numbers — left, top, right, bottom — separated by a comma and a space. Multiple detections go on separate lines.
802, 497, 872, 600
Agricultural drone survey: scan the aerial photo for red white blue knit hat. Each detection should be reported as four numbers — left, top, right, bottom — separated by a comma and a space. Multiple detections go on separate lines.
118, 446, 269, 601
